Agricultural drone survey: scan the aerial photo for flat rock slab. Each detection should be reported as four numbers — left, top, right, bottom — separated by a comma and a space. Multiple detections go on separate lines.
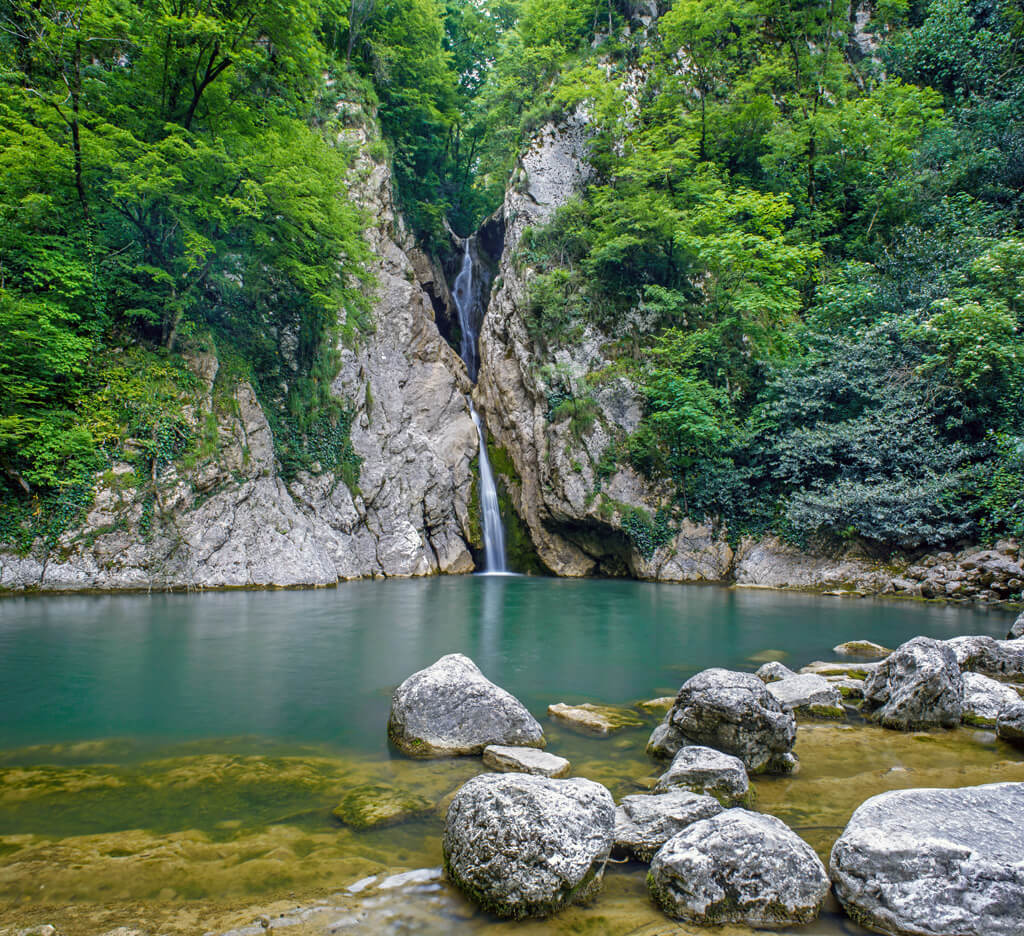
962, 672, 1021, 727
768, 674, 845, 719
332, 783, 432, 829
801, 660, 880, 678
547, 703, 643, 735
482, 745, 570, 778
834, 640, 892, 658
649, 809, 829, 928
388, 653, 544, 757
653, 745, 751, 806
830, 782, 1024, 936
443, 773, 615, 919
863, 637, 963, 730
613, 790, 722, 862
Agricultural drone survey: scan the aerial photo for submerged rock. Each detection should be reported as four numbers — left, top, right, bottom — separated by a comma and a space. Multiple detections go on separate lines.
947, 635, 1024, 682
612, 790, 722, 862
482, 745, 570, 778
654, 669, 797, 773
388, 654, 544, 757
635, 696, 676, 714
331, 784, 432, 829
834, 640, 892, 658
767, 674, 845, 719
547, 702, 644, 735
653, 745, 751, 806
648, 809, 829, 928
861, 637, 963, 730
830, 782, 1024, 936
1008, 613, 1024, 640
442, 773, 615, 919
755, 661, 797, 683
997, 699, 1024, 743
962, 672, 1021, 727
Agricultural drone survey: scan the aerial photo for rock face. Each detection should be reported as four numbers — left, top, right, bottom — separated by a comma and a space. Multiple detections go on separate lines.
862, 637, 964, 730
961, 672, 1021, 727
947, 635, 1024, 682
997, 699, 1024, 743
652, 669, 797, 773
388, 654, 544, 757
0, 115, 477, 592
442, 773, 615, 919
547, 702, 643, 735
830, 782, 1024, 936
482, 745, 570, 778
767, 674, 845, 719
648, 809, 830, 928
612, 791, 722, 862
652, 745, 750, 806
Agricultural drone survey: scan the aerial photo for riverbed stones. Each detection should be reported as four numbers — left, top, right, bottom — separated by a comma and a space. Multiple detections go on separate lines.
652, 669, 797, 773
946, 635, 1024, 682
648, 809, 829, 928
767, 674, 845, 719
997, 699, 1024, 743
547, 702, 644, 735
834, 640, 892, 658
612, 791, 722, 862
442, 773, 615, 919
861, 637, 964, 730
388, 654, 544, 757
962, 672, 1022, 727
653, 745, 751, 806
482, 745, 570, 778
1008, 612, 1024, 640
332, 784, 432, 829
830, 782, 1024, 936
755, 661, 797, 683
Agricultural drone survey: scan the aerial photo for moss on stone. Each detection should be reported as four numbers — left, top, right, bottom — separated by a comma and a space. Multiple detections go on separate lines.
331, 784, 432, 830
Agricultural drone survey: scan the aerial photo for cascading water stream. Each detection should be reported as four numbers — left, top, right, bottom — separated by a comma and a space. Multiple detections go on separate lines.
453, 236, 508, 573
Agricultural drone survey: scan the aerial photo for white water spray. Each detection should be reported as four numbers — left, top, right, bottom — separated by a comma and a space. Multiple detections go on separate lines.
453, 239, 478, 382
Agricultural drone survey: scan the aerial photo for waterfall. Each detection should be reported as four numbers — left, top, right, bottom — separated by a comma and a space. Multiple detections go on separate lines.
453, 235, 508, 573
470, 403, 507, 573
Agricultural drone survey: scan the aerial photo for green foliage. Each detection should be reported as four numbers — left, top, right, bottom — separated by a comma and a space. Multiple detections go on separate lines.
618, 504, 674, 560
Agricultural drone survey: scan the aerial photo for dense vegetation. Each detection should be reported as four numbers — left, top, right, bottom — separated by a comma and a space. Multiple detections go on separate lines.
512, 0, 1024, 552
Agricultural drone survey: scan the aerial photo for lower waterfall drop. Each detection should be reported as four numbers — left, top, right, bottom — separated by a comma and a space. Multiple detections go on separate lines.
470, 402, 507, 574
453, 235, 508, 573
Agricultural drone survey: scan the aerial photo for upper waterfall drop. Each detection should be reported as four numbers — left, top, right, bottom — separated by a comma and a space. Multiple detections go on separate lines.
453, 238, 479, 382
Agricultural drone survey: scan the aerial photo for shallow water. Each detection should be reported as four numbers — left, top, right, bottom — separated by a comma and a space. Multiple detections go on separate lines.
0, 579, 1020, 934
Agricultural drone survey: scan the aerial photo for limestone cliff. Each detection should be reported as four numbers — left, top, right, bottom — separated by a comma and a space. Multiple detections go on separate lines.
0, 119, 477, 592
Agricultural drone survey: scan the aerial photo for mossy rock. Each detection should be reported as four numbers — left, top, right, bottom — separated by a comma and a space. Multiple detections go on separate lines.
331, 784, 432, 830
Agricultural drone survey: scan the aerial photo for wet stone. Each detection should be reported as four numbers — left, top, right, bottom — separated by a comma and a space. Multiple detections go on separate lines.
331, 784, 433, 830
833, 640, 892, 658
653, 745, 751, 807
997, 699, 1024, 743
962, 672, 1021, 727
482, 744, 570, 778
613, 790, 723, 862
767, 674, 845, 719
755, 661, 797, 683
547, 702, 644, 735
862, 637, 963, 730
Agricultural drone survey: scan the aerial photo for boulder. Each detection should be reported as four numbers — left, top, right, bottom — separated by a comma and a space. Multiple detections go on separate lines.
830, 782, 1024, 936
653, 745, 751, 806
962, 672, 1021, 727
947, 635, 1024, 682
332, 784, 432, 829
834, 640, 892, 658
1008, 612, 1024, 640
997, 699, 1024, 744
648, 809, 829, 928
861, 637, 963, 730
654, 669, 797, 773
442, 773, 615, 919
767, 674, 845, 719
645, 716, 688, 760
547, 702, 643, 735
826, 675, 866, 700
482, 745, 570, 778
755, 661, 797, 683
388, 654, 544, 757
612, 790, 722, 862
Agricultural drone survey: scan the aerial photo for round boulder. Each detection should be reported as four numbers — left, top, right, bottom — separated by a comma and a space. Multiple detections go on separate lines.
443, 773, 615, 919
962, 672, 1021, 727
830, 782, 1024, 936
613, 790, 722, 862
755, 661, 797, 683
388, 654, 544, 757
648, 809, 829, 928
862, 637, 963, 730
653, 745, 751, 806
658, 669, 797, 773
